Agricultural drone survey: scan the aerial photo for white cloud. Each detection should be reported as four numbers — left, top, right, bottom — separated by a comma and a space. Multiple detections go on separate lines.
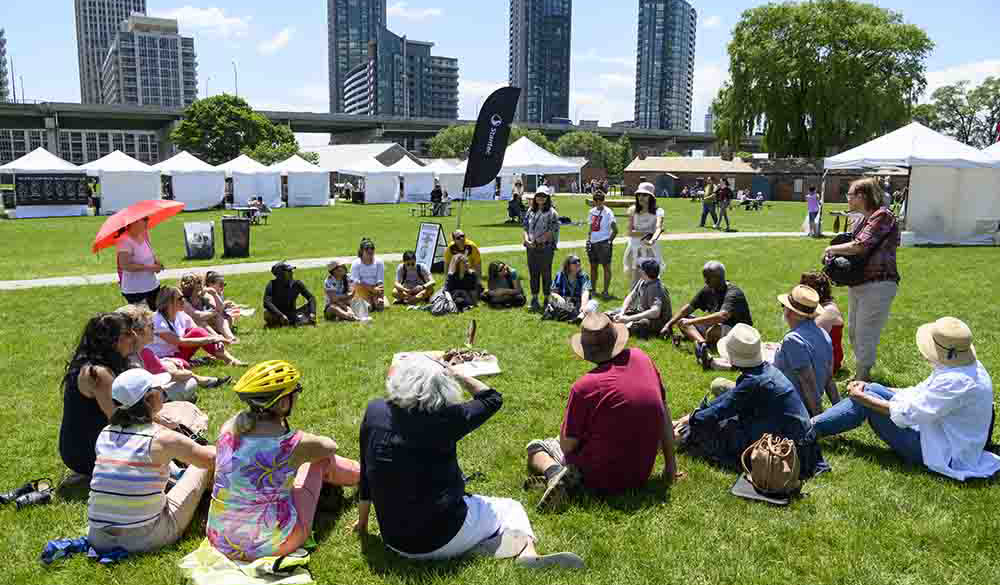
574, 49, 634, 71
569, 87, 633, 127
152, 6, 251, 38
923, 59, 1000, 100
458, 80, 506, 119
702, 16, 721, 29
387, 2, 443, 20
597, 73, 635, 91
258, 27, 295, 55
691, 62, 728, 131
250, 84, 329, 113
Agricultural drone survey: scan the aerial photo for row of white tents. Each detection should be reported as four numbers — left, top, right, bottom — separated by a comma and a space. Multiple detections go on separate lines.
825, 122, 1000, 245
0, 148, 329, 216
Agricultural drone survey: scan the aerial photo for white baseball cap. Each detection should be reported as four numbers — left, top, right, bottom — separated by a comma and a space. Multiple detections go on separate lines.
112, 368, 172, 408
534, 186, 550, 196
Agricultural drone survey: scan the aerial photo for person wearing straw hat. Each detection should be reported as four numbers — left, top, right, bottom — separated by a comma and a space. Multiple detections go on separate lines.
524, 312, 679, 512
811, 317, 999, 481
772, 285, 836, 417
673, 324, 827, 477
324, 260, 359, 321
623, 182, 664, 288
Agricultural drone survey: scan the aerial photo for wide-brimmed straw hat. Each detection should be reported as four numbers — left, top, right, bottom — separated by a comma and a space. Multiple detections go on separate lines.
778, 285, 822, 318
635, 182, 655, 197
717, 323, 764, 368
916, 317, 976, 367
327, 260, 343, 273
570, 312, 629, 364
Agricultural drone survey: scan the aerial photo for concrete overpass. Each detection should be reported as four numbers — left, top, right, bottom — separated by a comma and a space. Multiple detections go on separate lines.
0, 102, 761, 161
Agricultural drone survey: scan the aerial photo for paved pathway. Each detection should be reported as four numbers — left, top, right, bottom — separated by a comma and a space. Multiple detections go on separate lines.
0, 231, 803, 291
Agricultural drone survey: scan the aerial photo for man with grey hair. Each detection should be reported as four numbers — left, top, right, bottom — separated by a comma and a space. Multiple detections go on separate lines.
660, 261, 753, 369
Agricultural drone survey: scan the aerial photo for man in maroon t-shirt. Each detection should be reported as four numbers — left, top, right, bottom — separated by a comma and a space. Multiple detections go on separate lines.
524, 312, 681, 511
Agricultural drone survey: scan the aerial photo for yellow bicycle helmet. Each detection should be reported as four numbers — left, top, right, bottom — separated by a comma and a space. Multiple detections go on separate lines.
234, 360, 302, 409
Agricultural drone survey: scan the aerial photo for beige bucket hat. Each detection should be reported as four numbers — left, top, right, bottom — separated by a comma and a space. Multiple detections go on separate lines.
717, 323, 764, 368
916, 317, 976, 367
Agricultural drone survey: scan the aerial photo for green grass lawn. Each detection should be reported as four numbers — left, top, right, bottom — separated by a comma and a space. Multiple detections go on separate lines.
0, 228, 996, 584
0, 197, 842, 281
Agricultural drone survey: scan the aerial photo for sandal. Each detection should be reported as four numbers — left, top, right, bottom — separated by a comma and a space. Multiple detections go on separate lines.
14, 479, 54, 510
0, 479, 40, 504
201, 375, 231, 389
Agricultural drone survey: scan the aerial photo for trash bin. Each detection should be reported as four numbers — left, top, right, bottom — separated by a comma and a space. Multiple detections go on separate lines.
221, 217, 251, 258
183, 221, 215, 260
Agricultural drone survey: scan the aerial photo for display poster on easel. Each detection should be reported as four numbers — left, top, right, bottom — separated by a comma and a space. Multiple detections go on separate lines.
415, 222, 448, 273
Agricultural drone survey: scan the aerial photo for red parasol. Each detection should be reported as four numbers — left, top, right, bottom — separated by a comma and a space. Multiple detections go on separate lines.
92, 200, 185, 253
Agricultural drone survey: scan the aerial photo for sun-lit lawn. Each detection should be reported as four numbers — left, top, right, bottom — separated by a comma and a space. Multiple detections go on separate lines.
0, 211, 996, 585
0, 197, 841, 281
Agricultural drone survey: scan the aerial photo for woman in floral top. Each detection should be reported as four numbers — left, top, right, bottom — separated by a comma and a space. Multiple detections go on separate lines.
207, 360, 360, 561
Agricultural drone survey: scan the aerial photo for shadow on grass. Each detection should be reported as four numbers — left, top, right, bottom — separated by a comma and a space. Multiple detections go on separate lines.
359, 533, 472, 578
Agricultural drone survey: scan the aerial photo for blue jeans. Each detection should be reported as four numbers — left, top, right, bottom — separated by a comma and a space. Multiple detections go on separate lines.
699, 203, 718, 226
811, 384, 923, 465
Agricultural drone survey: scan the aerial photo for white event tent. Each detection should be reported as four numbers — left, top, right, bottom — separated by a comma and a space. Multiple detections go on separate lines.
270, 155, 330, 207
452, 159, 497, 201
390, 157, 435, 203
340, 157, 399, 204
985, 142, 1000, 160
153, 151, 225, 211
422, 159, 465, 199
80, 150, 161, 214
825, 122, 1000, 245
216, 154, 282, 208
0, 147, 88, 218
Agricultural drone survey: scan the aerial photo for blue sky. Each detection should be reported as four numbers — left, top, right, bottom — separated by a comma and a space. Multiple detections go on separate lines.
3, 0, 1000, 146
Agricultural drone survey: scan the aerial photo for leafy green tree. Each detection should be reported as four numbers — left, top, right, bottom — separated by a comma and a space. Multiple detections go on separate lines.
242, 142, 319, 166
170, 94, 306, 165
734, 151, 753, 159
555, 131, 614, 170
713, 0, 933, 156
917, 77, 1000, 147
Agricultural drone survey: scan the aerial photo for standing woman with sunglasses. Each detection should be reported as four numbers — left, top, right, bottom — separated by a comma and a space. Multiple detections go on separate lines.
522, 187, 561, 312
207, 361, 360, 561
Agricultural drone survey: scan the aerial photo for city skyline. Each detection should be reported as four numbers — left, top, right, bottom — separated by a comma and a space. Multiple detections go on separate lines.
634, 0, 697, 130
509, 0, 572, 123
2, 1, 999, 141
74, 0, 147, 104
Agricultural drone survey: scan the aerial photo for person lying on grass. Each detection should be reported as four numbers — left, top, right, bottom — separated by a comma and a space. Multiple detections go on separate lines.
609, 259, 671, 339
207, 360, 360, 561
59, 312, 138, 479
117, 304, 229, 402
811, 317, 1000, 481
324, 260, 359, 322
672, 324, 827, 478
392, 251, 435, 305
525, 312, 681, 513
263, 261, 317, 327
87, 369, 215, 554
354, 356, 584, 569
150, 287, 246, 366
482, 261, 526, 308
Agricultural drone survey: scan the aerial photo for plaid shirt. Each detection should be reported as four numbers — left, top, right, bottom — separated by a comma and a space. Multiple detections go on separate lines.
523, 209, 561, 249
852, 208, 900, 284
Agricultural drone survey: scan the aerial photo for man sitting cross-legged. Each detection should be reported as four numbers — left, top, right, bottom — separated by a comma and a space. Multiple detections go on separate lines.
524, 312, 681, 512
392, 251, 435, 305
660, 260, 753, 370
609, 259, 672, 339
263, 261, 316, 327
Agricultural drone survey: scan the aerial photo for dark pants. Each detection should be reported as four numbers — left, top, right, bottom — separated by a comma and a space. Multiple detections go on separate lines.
122, 286, 161, 311
699, 203, 718, 227
264, 305, 315, 327
526, 246, 555, 298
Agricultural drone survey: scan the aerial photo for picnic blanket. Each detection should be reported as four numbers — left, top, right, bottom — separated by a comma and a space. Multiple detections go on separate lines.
178, 539, 313, 585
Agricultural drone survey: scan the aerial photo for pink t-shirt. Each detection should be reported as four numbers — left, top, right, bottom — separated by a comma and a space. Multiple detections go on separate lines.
806, 192, 820, 213
139, 347, 168, 375
561, 348, 666, 493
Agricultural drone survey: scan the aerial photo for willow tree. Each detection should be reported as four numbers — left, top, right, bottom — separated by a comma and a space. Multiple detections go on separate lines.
715, 0, 933, 157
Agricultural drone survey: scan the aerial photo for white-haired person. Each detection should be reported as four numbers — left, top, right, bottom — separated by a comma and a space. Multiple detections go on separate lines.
811, 317, 1000, 481
623, 182, 664, 287
207, 361, 360, 561
354, 356, 584, 569
660, 261, 753, 369
87, 369, 215, 553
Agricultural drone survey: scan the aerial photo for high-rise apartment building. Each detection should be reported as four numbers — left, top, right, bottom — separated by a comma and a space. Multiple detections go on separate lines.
101, 15, 198, 108
0, 28, 9, 103
328, 0, 386, 113
75, 0, 147, 104
509, 0, 572, 123
343, 28, 458, 119
704, 111, 714, 133
635, 0, 696, 130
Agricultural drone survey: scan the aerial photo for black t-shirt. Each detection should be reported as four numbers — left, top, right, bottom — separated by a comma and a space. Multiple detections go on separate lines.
690, 282, 753, 327
59, 365, 115, 475
264, 278, 313, 318
359, 390, 503, 554
431, 186, 443, 203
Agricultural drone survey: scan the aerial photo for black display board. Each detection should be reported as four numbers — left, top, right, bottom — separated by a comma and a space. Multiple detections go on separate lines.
14, 174, 90, 206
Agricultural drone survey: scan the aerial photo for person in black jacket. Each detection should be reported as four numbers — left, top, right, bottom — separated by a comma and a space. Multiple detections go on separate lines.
353, 357, 583, 569
263, 261, 316, 327
444, 253, 480, 312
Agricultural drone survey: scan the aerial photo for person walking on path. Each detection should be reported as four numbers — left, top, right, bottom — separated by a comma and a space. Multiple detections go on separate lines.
806, 186, 821, 237
714, 179, 733, 231
699, 177, 719, 228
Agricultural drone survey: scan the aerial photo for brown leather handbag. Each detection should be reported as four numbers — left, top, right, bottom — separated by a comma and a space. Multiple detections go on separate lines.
741, 434, 801, 496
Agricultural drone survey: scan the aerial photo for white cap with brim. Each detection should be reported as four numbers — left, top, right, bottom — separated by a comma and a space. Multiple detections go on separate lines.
717, 323, 765, 368
112, 368, 172, 409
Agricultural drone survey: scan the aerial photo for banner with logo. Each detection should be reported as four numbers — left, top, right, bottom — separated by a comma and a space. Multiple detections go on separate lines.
14, 173, 90, 206
463, 86, 521, 189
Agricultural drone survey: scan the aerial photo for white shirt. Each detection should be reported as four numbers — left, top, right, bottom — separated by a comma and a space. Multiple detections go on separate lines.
588, 206, 616, 243
889, 361, 1000, 481
147, 310, 197, 358
116, 235, 159, 294
350, 258, 385, 286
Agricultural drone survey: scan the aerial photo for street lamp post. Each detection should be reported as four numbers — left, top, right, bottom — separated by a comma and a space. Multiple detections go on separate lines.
205, 75, 212, 99
232, 60, 238, 98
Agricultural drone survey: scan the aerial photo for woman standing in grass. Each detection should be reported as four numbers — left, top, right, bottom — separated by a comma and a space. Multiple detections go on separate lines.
59, 312, 138, 478
623, 182, 664, 288
116, 218, 163, 310
522, 187, 560, 312
354, 357, 584, 569
207, 361, 360, 561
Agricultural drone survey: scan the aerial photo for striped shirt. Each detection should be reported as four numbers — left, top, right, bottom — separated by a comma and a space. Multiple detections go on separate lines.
88, 424, 167, 529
